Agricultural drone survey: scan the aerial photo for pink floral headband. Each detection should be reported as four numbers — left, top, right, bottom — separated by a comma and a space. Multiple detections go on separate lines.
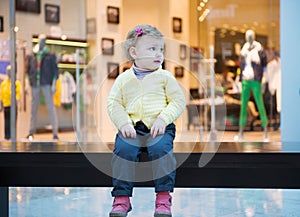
136, 28, 143, 37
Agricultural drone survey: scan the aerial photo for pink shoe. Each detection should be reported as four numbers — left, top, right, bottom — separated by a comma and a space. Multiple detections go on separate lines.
154, 192, 172, 217
109, 196, 132, 217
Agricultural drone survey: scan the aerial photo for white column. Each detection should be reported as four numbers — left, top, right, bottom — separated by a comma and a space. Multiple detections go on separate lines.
280, 0, 300, 142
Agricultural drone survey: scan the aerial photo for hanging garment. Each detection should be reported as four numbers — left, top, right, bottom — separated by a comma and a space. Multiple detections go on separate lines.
53, 78, 61, 106
266, 58, 281, 112
60, 71, 76, 109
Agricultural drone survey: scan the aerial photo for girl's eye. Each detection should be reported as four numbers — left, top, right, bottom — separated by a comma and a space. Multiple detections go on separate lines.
149, 47, 164, 52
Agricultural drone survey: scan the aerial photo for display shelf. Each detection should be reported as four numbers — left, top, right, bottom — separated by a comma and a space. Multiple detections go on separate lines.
32, 35, 88, 72
58, 63, 87, 69
32, 36, 88, 47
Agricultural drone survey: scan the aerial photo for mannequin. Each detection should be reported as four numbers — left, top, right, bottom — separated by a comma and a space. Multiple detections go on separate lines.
26, 34, 59, 140
237, 29, 268, 140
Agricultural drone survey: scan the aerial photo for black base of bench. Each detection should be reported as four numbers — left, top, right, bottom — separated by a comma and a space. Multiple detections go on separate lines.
1, 152, 300, 188
1, 141, 300, 217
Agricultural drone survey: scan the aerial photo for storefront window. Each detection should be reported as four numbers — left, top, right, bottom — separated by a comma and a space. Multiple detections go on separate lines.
0, 0, 280, 142
196, 0, 280, 72
189, 0, 280, 140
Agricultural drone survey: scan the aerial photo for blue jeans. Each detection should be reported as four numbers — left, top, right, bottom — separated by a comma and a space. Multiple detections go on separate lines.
29, 85, 58, 135
111, 123, 176, 197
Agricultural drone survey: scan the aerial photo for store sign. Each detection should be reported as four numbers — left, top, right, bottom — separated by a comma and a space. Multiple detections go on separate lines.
207, 4, 237, 19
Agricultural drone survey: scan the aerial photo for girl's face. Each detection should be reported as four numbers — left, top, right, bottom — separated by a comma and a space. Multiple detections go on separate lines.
129, 35, 164, 70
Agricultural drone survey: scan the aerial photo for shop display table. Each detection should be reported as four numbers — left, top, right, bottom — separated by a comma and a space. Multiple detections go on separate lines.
0, 141, 300, 217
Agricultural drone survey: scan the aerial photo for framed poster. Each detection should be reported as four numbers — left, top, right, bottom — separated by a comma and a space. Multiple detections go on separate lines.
0, 16, 3, 32
174, 66, 184, 78
102, 38, 114, 55
107, 62, 119, 79
107, 6, 120, 24
172, 17, 182, 33
45, 4, 60, 24
16, 0, 41, 14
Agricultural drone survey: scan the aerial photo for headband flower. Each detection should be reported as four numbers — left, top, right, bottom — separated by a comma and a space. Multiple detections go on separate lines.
136, 28, 143, 37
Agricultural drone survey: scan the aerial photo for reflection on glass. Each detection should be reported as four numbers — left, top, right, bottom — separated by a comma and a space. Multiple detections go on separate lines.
9, 187, 299, 217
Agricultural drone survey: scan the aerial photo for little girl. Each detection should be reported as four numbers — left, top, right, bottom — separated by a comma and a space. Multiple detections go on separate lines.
107, 24, 186, 216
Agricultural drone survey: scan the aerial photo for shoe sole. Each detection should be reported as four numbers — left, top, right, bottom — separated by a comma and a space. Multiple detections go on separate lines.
110, 207, 131, 217
109, 212, 128, 217
154, 213, 172, 217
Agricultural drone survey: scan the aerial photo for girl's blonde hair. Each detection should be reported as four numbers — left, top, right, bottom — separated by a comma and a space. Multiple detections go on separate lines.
123, 24, 163, 61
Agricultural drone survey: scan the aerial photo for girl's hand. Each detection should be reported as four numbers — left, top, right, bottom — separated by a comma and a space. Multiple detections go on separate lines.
150, 118, 166, 138
120, 123, 136, 138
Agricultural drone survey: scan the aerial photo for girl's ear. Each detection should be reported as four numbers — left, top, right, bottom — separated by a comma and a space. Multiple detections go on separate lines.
129, 47, 137, 59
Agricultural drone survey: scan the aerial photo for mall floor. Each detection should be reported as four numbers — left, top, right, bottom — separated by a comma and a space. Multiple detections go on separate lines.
6, 129, 300, 217
9, 187, 300, 217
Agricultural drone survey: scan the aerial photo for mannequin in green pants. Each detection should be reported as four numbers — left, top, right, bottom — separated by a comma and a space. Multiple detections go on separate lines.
237, 29, 268, 140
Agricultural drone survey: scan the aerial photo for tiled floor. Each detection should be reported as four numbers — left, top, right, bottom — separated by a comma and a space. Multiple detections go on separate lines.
9, 187, 300, 217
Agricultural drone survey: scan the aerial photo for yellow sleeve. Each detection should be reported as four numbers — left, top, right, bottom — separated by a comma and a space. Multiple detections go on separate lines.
15, 80, 21, 100
53, 78, 61, 106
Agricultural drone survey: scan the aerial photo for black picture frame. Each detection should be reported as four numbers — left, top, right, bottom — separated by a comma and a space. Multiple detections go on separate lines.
0, 16, 3, 32
175, 66, 184, 78
45, 4, 60, 24
107, 6, 120, 24
107, 62, 119, 79
102, 38, 114, 55
189, 88, 201, 100
172, 17, 182, 33
15, 0, 41, 14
